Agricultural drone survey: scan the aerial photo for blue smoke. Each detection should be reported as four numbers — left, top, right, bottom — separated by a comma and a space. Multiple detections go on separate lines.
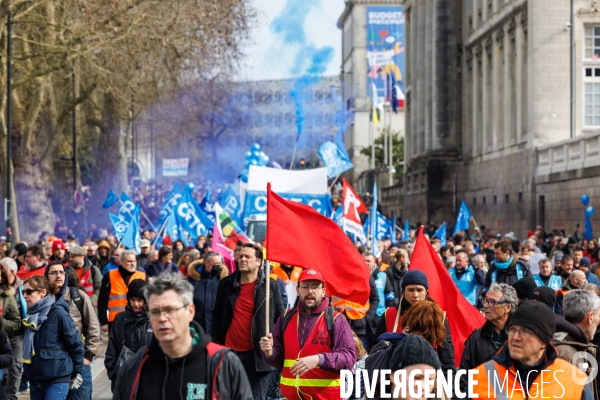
271, 0, 335, 138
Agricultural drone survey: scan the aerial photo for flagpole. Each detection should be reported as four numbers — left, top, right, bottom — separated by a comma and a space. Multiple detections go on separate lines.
328, 174, 341, 191
152, 217, 169, 246
290, 135, 300, 170
119, 199, 157, 231
264, 260, 270, 334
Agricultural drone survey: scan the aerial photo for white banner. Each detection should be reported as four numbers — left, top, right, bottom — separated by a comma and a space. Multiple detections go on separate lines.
162, 158, 189, 177
246, 165, 327, 194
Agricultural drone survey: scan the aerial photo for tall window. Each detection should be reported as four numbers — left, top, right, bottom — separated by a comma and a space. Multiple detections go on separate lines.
584, 26, 600, 127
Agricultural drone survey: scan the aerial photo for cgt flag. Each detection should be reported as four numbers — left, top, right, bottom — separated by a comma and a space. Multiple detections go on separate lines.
342, 178, 368, 244
266, 184, 370, 304
102, 189, 119, 209
410, 226, 485, 366
434, 222, 447, 247
120, 205, 141, 254
453, 200, 472, 235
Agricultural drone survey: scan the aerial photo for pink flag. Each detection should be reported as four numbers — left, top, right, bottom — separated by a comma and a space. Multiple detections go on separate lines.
212, 220, 236, 273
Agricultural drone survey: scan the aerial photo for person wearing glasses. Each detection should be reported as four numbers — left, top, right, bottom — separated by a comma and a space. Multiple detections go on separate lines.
471, 300, 593, 400
104, 279, 152, 391
211, 243, 285, 400
459, 283, 518, 372
260, 268, 356, 400
187, 252, 228, 333
21, 276, 85, 400
112, 272, 252, 400
45, 262, 100, 400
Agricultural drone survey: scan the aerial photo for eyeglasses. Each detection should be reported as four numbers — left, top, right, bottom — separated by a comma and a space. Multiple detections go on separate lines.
482, 298, 508, 307
299, 284, 323, 291
507, 326, 534, 339
23, 289, 39, 296
48, 271, 65, 276
147, 304, 188, 320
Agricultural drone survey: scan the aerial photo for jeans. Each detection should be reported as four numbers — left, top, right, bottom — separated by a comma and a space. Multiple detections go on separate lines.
237, 350, 269, 400
30, 381, 69, 400
4, 334, 23, 400
67, 365, 92, 400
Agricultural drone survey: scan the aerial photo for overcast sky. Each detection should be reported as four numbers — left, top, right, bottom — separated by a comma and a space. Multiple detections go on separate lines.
239, 0, 345, 81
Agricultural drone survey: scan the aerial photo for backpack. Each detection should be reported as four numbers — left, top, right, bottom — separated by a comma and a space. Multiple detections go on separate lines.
279, 307, 336, 348
70, 286, 85, 316
365, 333, 406, 374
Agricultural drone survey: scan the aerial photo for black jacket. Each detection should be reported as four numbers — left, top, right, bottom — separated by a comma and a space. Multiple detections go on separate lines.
460, 320, 507, 371
113, 321, 253, 400
555, 280, 578, 317
105, 307, 153, 382
342, 276, 379, 336
211, 268, 285, 372
187, 262, 227, 333
145, 260, 178, 278
384, 264, 407, 306
0, 331, 12, 400
485, 252, 532, 289
135, 253, 150, 269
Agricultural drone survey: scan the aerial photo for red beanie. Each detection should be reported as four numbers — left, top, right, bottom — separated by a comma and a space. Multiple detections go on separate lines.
162, 236, 173, 246
52, 240, 66, 253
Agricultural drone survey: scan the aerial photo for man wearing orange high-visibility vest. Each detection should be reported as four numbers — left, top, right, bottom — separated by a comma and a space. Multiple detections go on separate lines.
260, 269, 357, 400
471, 300, 594, 400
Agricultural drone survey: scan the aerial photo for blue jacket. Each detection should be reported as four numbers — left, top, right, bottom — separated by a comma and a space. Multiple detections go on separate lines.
187, 263, 227, 333
449, 266, 484, 306
371, 268, 395, 317
585, 270, 600, 287
533, 274, 563, 291
23, 297, 85, 383
145, 260, 178, 278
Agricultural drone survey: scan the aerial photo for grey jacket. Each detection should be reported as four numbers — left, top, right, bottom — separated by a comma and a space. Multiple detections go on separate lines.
64, 287, 101, 362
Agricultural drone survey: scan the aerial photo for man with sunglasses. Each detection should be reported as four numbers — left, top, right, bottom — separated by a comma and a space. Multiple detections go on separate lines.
471, 300, 593, 399
211, 243, 284, 400
260, 268, 357, 400
460, 283, 518, 372
45, 261, 100, 400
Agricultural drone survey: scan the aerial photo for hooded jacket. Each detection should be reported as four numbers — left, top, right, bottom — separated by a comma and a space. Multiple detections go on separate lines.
112, 321, 253, 400
104, 305, 153, 382
0, 287, 20, 335
187, 260, 228, 334
385, 263, 408, 305
211, 268, 285, 372
94, 240, 113, 273
22, 296, 85, 384
485, 251, 533, 289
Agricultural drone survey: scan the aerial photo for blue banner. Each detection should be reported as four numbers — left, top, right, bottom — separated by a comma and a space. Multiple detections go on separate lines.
389, 214, 397, 242
174, 188, 213, 241
109, 213, 128, 241
219, 186, 242, 226
402, 219, 409, 241
156, 183, 184, 228
166, 206, 189, 247
200, 190, 215, 225
318, 141, 354, 178
242, 190, 330, 227
118, 192, 136, 223
367, 6, 405, 109
121, 205, 141, 253
453, 200, 473, 235
102, 189, 119, 209
434, 222, 447, 247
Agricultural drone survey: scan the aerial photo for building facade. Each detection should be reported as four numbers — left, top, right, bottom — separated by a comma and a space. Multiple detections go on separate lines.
402, 0, 600, 238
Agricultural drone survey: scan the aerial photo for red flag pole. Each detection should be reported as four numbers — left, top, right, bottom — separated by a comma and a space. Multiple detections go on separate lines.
265, 260, 270, 334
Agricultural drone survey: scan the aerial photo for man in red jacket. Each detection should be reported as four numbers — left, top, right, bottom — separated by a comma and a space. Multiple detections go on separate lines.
260, 269, 357, 400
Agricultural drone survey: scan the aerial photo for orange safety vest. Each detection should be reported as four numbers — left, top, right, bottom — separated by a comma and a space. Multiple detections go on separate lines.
271, 265, 302, 283
280, 312, 341, 400
330, 297, 369, 320
471, 356, 584, 400
108, 269, 146, 322
384, 307, 403, 333
17, 265, 46, 281
76, 268, 94, 298
556, 288, 569, 298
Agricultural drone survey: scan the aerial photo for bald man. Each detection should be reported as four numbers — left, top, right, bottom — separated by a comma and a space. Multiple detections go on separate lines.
555, 270, 587, 317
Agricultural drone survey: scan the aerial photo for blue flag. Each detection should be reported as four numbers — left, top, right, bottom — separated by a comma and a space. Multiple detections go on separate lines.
166, 206, 189, 247
402, 219, 410, 241
121, 205, 141, 254
173, 186, 213, 242
118, 192, 136, 223
363, 214, 370, 240
374, 211, 391, 241
109, 213, 128, 241
318, 141, 354, 179
155, 183, 184, 228
219, 186, 242, 226
332, 205, 344, 229
453, 200, 473, 235
434, 222, 447, 247
102, 189, 119, 209
585, 212, 594, 241
370, 183, 381, 257
388, 214, 397, 242
200, 190, 215, 224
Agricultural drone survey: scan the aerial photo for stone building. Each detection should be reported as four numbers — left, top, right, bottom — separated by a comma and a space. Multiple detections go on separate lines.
401, 0, 600, 238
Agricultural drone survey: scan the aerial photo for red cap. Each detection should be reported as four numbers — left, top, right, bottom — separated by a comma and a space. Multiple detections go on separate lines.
298, 268, 325, 283
52, 240, 66, 253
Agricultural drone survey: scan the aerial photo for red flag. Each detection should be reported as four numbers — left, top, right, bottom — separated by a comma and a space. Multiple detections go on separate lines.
266, 184, 370, 304
410, 226, 485, 367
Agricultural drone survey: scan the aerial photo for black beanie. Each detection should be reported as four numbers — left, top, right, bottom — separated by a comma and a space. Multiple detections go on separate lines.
529, 286, 556, 309
507, 300, 555, 344
512, 277, 538, 301
127, 279, 146, 301
388, 335, 441, 370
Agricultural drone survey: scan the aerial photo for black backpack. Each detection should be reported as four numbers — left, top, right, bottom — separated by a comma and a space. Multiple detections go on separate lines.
70, 286, 85, 316
280, 307, 336, 348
